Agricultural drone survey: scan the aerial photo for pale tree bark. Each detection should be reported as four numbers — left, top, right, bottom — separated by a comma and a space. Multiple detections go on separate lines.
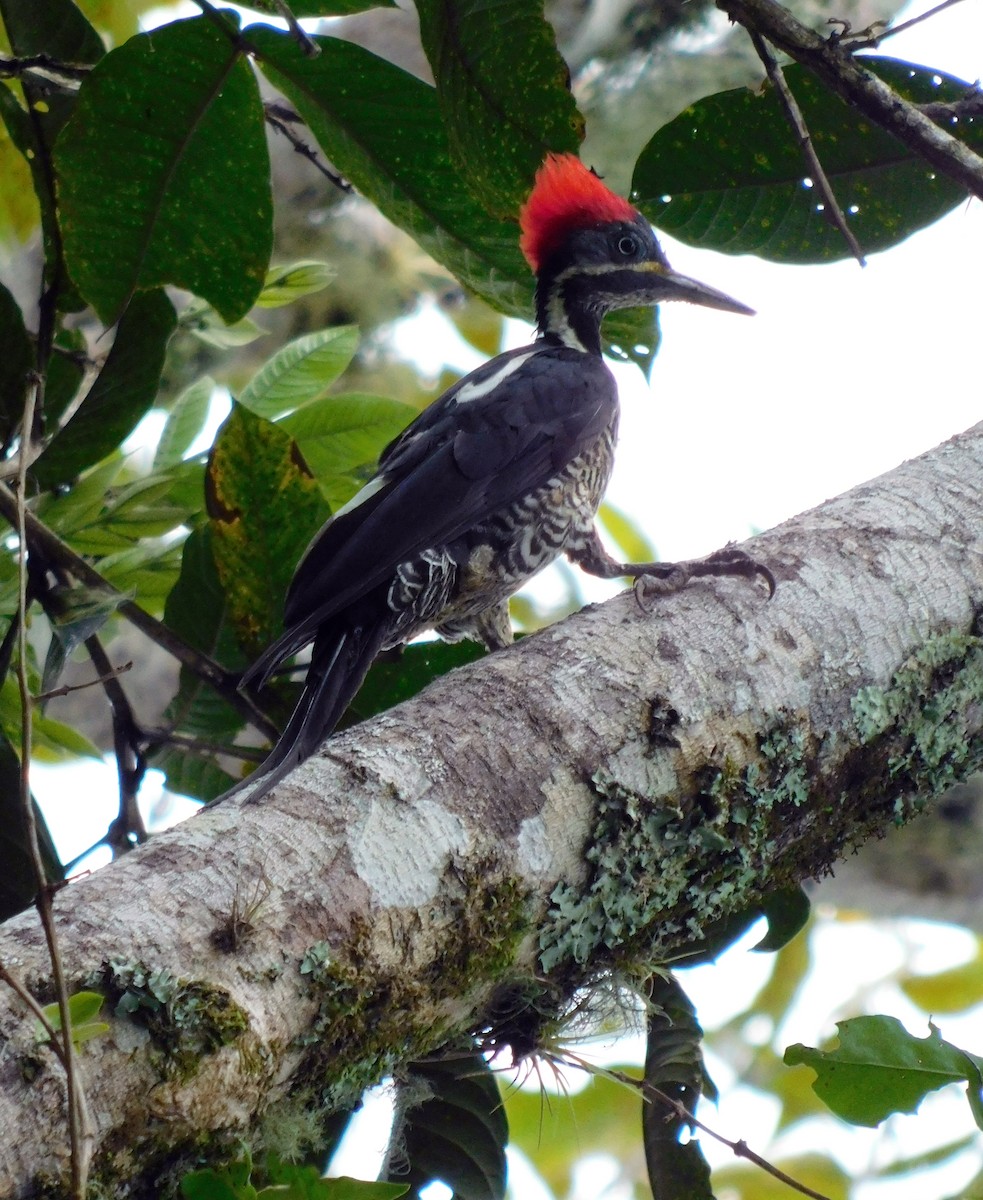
2, 422, 983, 1196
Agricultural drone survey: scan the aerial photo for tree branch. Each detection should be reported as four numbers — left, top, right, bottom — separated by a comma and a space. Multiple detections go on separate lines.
1, 421, 983, 1194
747, 29, 866, 265
716, 0, 983, 200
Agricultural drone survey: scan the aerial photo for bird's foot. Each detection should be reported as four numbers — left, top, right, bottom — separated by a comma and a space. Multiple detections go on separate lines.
632, 545, 775, 612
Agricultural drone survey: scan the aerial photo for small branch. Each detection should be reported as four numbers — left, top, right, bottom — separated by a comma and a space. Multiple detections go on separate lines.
14, 385, 92, 1197
0, 52, 89, 90
85, 636, 147, 852
839, 0, 969, 50
0, 482, 280, 741
716, 0, 983, 202
269, 0, 321, 58
749, 30, 866, 266
35, 660, 133, 703
143, 727, 268, 763
590, 1059, 834, 1200
0, 962, 67, 1062
264, 102, 353, 193
919, 91, 983, 125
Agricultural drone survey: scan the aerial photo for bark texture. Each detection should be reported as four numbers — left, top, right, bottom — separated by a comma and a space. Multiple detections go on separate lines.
3, 423, 983, 1196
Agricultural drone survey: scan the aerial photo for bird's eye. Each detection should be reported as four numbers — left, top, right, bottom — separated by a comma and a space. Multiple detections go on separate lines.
616, 233, 640, 258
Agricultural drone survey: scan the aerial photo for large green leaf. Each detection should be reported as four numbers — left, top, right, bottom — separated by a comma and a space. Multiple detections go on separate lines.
0, 281, 32, 450
415, 0, 582, 216
278, 392, 415, 509
154, 527, 247, 800
0, 729, 63, 922
643, 973, 715, 1200
635, 58, 983, 263
238, 326, 359, 419
348, 639, 486, 724
248, 27, 529, 319
0, 0, 104, 309
56, 13, 272, 323
31, 290, 177, 489
387, 1052, 507, 1200
785, 1016, 983, 1129
154, 377, 216, 470
206, 404, 328, 659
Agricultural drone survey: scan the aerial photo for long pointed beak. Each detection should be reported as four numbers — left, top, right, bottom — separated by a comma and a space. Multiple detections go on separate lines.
660, 267, 755, 316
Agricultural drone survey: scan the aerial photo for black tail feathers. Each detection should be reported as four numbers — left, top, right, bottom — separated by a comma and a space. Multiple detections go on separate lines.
221, 622, 388, 803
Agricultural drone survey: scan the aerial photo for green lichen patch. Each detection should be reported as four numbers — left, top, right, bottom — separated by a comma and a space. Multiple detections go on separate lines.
292, 867, 532, 1113
95, 958, 249, 1081
539, 718, 818, 974
425, 860, 532, 989
850, 630, 983, 822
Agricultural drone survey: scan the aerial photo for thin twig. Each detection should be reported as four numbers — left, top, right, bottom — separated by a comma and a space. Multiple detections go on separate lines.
269, 0, 321, 58
716, 0, 983, 202
0, 482, 280, 741
0, 962, 67, 1060
14, 384, 92, 1197
554, 1052, 833, 1200
0, 52, 89, 88
264, 103, 354, 193
143, 728, 267, 763
35, 660, 133, 703
919, 91, 983, 124
85, 636, 148, 851
840, 0, 969, 50
749, 30, 866, 266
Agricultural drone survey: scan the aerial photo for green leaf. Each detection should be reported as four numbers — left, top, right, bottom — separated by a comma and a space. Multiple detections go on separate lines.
0, 83, 45, 244
0, 280, 32, 450
506, 1066, 642, 1198
901, 944, 983, 1015
31, 290, 177, 490
40, 583, 127, 695
596, 501, 657, 567
753, 886, 811, 953
255, 260, 336, 308
248, 27, 530, 320
349, 639, 486, 723
784, 1016, 983, 1129
0, 729, 63, 921
643, 972, 715, 1200
182, 1158, 255, 1200
0, 673, 101, 763
635, 58, 983, 263
154, 527, 247, 800
279, 393, 415, 509
263, 1163, 407, 1198
239, 326, 359, 419
207, 404, 328, 658
56, 13, 272, 322
154, 376, 217, 470
713, 1154, 850, 1200
387, 1052, 507, 1200
36, 990, 109, 1047
0, 0, 104, 311
415, 0, 582, 216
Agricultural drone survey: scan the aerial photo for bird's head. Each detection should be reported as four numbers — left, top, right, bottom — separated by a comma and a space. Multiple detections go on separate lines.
519, 153, 752, 353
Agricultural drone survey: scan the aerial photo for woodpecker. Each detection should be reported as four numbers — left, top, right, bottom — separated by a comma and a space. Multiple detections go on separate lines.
236, 152, 769, 799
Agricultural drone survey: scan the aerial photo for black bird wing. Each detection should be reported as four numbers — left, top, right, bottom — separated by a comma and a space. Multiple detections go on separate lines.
244, 342, 618, 686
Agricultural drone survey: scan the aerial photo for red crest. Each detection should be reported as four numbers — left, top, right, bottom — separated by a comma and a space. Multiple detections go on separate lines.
519, 153, 639, 273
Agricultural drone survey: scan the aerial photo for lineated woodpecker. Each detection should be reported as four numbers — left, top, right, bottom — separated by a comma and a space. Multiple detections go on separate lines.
236, 153, 771, 798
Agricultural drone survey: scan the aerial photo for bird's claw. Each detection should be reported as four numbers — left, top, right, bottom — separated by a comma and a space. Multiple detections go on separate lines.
632, 544, 775, 613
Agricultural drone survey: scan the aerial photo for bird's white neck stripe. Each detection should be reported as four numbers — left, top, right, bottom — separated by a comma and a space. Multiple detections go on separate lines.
453, 351, 538, 404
